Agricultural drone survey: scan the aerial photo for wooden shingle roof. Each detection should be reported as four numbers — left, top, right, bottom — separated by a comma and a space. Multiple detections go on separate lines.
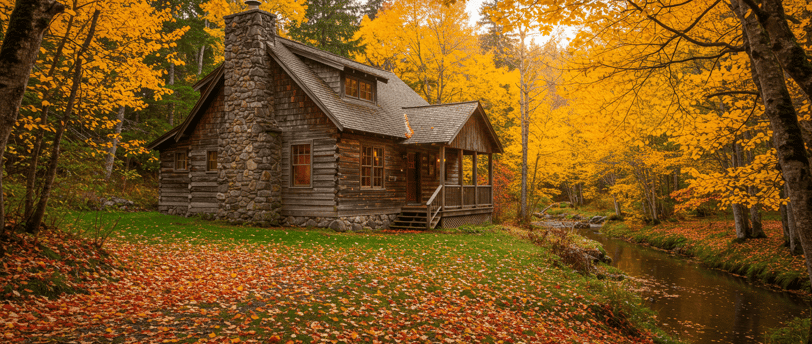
149, 36, 503, 153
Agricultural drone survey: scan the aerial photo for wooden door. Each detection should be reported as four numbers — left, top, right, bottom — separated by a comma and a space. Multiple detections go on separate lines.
406, 153, 421, 203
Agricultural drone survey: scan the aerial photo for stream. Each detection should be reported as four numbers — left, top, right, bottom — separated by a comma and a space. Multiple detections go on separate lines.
538, 220, 810, 343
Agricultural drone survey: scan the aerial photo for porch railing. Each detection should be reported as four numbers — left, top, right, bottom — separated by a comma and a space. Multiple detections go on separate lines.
426, 185, 443, 229
444, 185, 492, 209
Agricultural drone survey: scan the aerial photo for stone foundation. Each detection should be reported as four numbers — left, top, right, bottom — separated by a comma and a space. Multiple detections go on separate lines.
160, 206, 188, 217
282, 214, 399, 231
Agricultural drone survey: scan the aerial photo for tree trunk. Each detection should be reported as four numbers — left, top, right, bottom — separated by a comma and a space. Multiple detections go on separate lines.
733, 0, 812, 315
612, 193, 621, 216
168, 62, 174, 125
732, 203, 749, 239
103, 106, 125, 181
26, 9, 99, 233
785, 184, 804, 255
23, 14, 74, 222
673, 168, 680, 192
757, 0, 812, 99
0, 0, 64, 230
197, 45, 205, 76
519, 29, 528, 222
748, 186, 766, 238
577, 183, 584, 206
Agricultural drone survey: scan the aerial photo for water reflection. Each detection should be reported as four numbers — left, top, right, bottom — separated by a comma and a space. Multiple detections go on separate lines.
580, 227, 809, 344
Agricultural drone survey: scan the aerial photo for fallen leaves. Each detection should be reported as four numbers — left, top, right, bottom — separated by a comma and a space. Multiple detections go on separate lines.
0, 225, 658, 343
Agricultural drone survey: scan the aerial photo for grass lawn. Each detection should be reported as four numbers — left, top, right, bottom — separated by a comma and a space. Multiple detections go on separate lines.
602, 218, 810, 290
1, 211, 675, 343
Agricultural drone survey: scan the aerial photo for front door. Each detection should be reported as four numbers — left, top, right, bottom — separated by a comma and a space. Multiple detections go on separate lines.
406, 153, 421, 203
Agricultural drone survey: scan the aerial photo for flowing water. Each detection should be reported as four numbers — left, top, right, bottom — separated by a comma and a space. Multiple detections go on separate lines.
541, 221, 809, 343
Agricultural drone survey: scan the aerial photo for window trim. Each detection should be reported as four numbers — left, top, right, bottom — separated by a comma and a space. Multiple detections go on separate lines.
174, 150, 188, 171
360, 145, 385, 189
206, 150, 218, 173
290, 141, 313, 188
342, 74, 376, 103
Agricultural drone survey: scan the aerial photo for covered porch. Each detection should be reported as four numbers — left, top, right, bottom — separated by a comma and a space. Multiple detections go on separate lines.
391, 101, 503, 230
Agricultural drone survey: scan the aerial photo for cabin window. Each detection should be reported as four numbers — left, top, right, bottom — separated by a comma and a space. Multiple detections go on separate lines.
174, 151, 188, 171
361, 146, 384, 188
291, 144, 312, 187
344, 75, 375, 102
207, 151, 218, 172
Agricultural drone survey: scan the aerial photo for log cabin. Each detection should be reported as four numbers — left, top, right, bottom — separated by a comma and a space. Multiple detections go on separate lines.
147, 1, 503, 230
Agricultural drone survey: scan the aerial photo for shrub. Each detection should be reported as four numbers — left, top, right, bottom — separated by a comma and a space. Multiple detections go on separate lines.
765, 317, 809, 344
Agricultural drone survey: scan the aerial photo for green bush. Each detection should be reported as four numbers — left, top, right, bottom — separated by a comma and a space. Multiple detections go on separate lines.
765, 317, 809, 344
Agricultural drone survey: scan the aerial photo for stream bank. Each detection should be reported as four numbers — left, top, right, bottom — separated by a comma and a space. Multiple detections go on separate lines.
601, 219, 810, 291
534, 216, 810, 343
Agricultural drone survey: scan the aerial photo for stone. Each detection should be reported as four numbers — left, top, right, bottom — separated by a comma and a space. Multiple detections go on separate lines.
351, 223, 363, 232
329, 220, 347, 232
246, 160, 257, 170
318, 219, 330, 227
305, 219, 318, 228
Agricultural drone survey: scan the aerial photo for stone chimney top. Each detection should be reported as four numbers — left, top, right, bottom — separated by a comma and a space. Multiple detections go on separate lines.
245, 0, 261, 10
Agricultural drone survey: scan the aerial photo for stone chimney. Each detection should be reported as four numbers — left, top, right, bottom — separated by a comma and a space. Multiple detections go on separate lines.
217, 0, 282, 225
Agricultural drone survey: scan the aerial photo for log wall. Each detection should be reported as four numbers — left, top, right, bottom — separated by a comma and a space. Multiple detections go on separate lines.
158, 86, 224, 215
188, 87, 224, 215
271, 57, 341, 219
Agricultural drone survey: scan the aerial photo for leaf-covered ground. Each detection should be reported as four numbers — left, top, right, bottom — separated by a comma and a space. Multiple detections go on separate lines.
1, 212, 673, 343
603, 218, 810, 290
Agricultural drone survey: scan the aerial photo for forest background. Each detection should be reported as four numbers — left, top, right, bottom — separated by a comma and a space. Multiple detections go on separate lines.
0, 0, 811, 255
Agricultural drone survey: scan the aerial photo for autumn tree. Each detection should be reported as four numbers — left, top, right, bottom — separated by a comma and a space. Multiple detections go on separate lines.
0, 0, 186, 232
491, 0, 812, 329
0, 0, 64, 231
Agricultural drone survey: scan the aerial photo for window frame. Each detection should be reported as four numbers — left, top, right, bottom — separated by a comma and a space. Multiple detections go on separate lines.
206, 150, 218, 172
360, 145, 385, 189
342, 74, 376, 103
174, 150, 188, 171
290, 141, 313, 188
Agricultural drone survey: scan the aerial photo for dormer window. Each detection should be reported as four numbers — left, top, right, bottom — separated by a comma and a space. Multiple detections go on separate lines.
344, 75, 375, 102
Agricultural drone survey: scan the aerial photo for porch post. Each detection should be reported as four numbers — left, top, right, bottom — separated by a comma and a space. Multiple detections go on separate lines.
459, 149, 464, 207
489, 153, 493, 206
473, 151, 478, 207
440, 146, 445, 210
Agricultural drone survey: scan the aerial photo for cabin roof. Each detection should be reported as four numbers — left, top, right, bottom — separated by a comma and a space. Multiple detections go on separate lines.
148, 37, 503, 153
402, 101, 504, 153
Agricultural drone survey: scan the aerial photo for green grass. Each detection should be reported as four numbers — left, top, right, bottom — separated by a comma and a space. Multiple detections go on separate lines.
8, 211, 683, 343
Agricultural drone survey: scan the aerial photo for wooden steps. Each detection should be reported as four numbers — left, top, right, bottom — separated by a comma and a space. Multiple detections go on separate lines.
391, 206, 440, 230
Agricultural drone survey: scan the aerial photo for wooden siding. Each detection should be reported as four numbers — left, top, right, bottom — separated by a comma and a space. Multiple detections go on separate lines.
159, 86, 224, 214
336, 133, 405, 215
449, 111, 495, 153
336, 136, 454, 213
158, 138, 191, 211
186, 87, 224, 214
272, 57, 341, 218
301, 58, 341, 94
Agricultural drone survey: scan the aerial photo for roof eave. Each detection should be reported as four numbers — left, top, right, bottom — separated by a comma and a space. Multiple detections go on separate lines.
147, 126, 181, 150
173, 67, 225, 142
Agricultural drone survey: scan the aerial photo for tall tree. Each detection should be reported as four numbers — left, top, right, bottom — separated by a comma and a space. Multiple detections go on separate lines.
288, 0, 363, 57
0, 0, 64, 231
477, 0, 515, 70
